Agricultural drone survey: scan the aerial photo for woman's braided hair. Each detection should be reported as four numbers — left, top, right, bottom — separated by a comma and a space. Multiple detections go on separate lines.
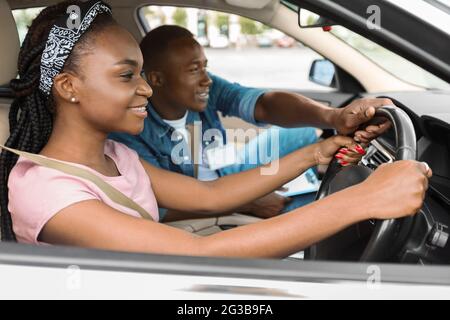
0, 1, 115, 241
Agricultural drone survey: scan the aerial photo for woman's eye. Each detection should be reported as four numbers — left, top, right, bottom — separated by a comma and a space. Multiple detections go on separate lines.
120, 72, 134, 79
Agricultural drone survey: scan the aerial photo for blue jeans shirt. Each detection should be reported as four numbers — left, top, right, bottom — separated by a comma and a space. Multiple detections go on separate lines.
109, 73, 318, 219
109, 73, 267, 177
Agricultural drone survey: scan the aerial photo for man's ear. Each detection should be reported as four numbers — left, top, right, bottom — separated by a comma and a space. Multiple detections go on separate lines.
52, 72, 79, 103
147, 71, 164, 87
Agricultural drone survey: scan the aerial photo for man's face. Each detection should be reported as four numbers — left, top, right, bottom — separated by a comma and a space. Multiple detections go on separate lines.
157, 37, 212, 113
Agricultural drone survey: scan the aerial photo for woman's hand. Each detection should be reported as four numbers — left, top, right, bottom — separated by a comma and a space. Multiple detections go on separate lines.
358, 160, 432, 220
312, 135, 366, 166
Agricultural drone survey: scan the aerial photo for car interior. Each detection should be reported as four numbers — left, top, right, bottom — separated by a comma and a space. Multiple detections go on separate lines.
0, 0, 449, 266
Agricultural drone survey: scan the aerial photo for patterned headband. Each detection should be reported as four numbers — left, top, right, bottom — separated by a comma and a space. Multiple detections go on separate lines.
39, 0, 112, 96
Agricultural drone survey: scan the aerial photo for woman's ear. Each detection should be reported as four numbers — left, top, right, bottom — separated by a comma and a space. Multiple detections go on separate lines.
147, 71, 164, 88
52, 72, 79, 103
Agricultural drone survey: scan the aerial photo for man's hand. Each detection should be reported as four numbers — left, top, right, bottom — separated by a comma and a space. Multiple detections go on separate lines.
333, 98, 393, 142
238, 192, 292, 219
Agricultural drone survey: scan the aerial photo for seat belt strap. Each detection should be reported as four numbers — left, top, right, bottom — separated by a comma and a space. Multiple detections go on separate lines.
0, 144, 154, 221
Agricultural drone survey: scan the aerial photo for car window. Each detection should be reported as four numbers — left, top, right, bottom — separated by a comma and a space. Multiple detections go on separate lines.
139, 5, 334, 92
283, 2, 450, 90
12, 7, 45, 44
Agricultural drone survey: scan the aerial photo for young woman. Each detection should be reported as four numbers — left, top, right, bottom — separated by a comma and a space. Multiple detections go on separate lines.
0, 1, 431, 258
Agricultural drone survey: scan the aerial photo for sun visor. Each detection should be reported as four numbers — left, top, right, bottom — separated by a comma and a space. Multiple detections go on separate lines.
224, 0, 274, 9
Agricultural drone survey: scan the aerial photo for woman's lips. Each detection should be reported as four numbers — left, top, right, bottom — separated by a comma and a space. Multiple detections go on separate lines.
128, 105, 148, 118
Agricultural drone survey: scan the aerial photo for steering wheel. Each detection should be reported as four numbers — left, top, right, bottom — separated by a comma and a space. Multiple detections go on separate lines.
305, 105, 417, 262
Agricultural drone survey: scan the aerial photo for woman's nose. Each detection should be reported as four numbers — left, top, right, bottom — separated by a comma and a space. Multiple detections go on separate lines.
137, 77, 153, 98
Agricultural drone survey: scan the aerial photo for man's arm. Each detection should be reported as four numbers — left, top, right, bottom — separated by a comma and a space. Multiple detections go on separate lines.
254, 91, 393, 137
162, 192, 291, 222
254, 91, 338, 128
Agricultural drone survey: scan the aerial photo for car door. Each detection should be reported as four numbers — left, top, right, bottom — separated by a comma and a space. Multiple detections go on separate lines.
1, 241, 450, 299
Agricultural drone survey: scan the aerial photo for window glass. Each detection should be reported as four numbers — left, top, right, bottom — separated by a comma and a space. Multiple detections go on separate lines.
140, 6, 333, 91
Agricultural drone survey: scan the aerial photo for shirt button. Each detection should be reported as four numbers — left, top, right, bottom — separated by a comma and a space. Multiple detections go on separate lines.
205, 141, 209, 146
184, 156, 189, 161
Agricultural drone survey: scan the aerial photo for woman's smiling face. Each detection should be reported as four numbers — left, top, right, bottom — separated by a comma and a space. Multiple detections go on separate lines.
67, 23, 153, 135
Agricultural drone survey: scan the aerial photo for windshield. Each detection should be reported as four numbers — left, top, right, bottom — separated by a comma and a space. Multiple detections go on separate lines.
330, 26, 450, 90
282, 1, 450, 90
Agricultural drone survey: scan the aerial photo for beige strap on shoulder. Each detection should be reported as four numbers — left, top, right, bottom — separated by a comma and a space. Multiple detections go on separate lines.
0, 144, 154, 221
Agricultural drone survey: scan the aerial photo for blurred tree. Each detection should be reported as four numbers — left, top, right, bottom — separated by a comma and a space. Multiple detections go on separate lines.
239, 17, 259, 35
239, 17, 267, 35
173, 8, 188, 27
216, 13, 229, 36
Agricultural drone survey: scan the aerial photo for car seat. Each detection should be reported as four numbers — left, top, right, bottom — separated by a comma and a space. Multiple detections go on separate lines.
0, 0, 21, 240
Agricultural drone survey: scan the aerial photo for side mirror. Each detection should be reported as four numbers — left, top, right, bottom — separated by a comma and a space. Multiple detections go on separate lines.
309, 59, 336, 88
298, 8, 335, 28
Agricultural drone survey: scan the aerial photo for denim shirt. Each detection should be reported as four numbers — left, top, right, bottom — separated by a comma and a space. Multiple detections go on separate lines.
109, 74, 267, 178
109, 74, 266, 219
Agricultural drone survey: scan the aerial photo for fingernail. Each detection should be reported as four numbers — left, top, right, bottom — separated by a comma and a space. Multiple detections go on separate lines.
354, 136, 361, 142
339, 161, 348, 166
353, 145, 366, 155
339, 148, 348, 154
335, 153, 344, 159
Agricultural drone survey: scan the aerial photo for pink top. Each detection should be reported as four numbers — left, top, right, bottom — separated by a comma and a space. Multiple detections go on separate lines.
8, 140, 159, 244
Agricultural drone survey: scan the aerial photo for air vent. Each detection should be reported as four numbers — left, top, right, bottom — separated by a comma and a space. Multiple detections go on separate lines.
362, 140, 394, 168
370, 150, 391, 167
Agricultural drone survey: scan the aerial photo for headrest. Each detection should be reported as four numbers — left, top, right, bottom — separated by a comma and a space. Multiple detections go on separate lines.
0, 0, 20, 86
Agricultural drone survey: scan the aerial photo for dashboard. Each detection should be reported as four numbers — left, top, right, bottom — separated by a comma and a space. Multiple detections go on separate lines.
361, 92, 450, 264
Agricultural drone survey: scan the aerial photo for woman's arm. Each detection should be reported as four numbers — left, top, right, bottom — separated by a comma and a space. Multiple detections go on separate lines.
143, 136, 357, 215
39, 160, 430, 258
40, 184, 367, 257
141, 144, 315, 215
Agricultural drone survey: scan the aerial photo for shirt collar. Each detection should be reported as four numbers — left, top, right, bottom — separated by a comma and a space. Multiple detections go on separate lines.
145, 100, 200, 138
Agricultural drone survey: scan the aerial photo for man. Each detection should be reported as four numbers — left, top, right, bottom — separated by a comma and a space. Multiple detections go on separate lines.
109, 25, 391, 221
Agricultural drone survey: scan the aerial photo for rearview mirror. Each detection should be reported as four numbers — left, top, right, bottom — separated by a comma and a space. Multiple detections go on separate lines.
309, 59, 336, 88
298, 8, 336, 28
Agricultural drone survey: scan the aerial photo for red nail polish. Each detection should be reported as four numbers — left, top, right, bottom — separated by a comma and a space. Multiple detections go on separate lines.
341, 161, 348, 165
339, 148, 348, 154
335, 154, 344, 159
355, 145, 366, 155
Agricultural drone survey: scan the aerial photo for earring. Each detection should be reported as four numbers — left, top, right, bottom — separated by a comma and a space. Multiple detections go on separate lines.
70, 97, 76, 103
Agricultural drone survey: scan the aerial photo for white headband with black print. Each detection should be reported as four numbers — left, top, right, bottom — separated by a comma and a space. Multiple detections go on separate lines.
39, 0, 112, 96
